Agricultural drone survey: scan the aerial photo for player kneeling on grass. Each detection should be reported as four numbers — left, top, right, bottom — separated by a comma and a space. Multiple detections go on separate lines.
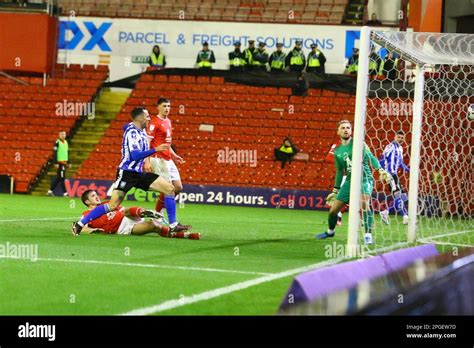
79, 190, 200, 239
315, 120, 392, 245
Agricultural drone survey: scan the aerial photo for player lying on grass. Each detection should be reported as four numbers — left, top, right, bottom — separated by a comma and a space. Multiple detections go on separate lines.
71, 107, 179, 236
79, 189, 200, 239
315, 120, 393, 245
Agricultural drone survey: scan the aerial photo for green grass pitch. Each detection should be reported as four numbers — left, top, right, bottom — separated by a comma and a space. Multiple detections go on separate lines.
0, 194, 471, 315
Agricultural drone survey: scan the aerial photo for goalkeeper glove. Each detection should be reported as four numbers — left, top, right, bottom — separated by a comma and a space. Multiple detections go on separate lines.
378, 169, 393, 184
326, 188, 339, 206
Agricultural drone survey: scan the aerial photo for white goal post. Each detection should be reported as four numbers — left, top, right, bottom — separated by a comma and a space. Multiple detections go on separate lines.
347, 27, 474, 257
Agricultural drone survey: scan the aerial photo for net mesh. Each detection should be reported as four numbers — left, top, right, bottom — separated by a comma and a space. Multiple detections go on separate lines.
361, 31, 474, 250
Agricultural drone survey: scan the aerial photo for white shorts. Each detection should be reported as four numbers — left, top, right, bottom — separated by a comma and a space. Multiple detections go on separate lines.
117, 216, 143, 235
150, 157, 181, 182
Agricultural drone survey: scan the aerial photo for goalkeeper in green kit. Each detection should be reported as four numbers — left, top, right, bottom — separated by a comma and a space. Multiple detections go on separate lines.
315, 120, 392, 245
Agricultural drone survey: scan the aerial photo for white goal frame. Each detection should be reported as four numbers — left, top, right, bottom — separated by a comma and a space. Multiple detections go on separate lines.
347, 27, 474, 257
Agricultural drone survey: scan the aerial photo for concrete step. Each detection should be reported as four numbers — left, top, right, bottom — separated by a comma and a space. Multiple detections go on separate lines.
33, 89, 131, 190
96, 98, 128, 105
45, 170, 78, 176
95, 105, 122, 113
70, 139, 102, 145
71, 134, 102, 141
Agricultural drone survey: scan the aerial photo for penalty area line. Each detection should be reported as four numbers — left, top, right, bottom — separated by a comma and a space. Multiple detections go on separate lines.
0, 217, 77, 223
120, 242, 409, 316
0, 256, 272, 276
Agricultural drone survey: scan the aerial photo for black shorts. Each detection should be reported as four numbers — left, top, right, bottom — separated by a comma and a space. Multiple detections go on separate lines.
114, 169, 159, 193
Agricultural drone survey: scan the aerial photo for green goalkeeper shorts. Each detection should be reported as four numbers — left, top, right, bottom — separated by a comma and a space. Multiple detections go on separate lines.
337, 179, 374, 204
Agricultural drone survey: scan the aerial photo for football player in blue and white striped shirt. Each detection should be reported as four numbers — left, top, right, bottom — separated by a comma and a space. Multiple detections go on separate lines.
71, 107, 174, 236
379, 130, 410, 225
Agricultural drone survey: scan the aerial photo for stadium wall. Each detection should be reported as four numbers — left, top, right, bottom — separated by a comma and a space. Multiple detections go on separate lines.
54, 178, 442, 213
57, 178, 329, 210
57, 17, 395, 81
0, 13, 58, 74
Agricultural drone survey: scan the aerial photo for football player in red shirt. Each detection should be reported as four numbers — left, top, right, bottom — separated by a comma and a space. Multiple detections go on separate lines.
145, 98, 191, 233
80, 190, 200, 239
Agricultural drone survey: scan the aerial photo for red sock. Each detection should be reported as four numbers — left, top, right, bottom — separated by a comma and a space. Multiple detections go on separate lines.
128, 207, 143, 218
340, 205, 349, 214
159, 226, 170, 237
155, 192, 165, 212
170, 231, 185, 238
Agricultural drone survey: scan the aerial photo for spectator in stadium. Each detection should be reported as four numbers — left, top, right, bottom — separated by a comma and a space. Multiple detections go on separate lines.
149, 45, 166, 68
196, 42, 216, 69
292, 72, 309, 97
14, 0, 27, 7
251, 42, 269, 71
47, 131, 70, 197
345, 48, 359, 76
274, 137, 299, 169
379, 51, 399, 80
306, 43, 327, 75
80, 189, 200, 239
269, 43, 286, 72
228, 41, 246, 71
244, 40, 256, 70
369, 46, 382, 77
366, 12, 382, 26
286, 40, 306, 73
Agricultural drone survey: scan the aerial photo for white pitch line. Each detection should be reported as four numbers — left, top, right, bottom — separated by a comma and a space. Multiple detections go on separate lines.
418, 240, 473, 248
418, 229, 474, 240
0, 217, 77, 223
0, 256, 272, 276
120, 242, 410, 316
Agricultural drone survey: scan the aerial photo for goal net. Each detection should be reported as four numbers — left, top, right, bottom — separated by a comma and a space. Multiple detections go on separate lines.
347, 29, 474, 255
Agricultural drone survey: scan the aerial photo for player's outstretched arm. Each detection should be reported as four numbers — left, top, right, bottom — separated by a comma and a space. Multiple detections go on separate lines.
364, 144, 382, 171
327, 156, 343, 205
170, 146, 185, 164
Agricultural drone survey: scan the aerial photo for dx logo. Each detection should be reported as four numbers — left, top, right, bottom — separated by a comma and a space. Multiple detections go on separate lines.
59, 21, 112, 51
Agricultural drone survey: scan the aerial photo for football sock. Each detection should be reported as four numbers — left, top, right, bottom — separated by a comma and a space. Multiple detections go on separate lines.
165, 194, 177, 225
328, 214, 338, 231
158, 226, 170, 237
79, 204, 111, 226
363, 210, 374, 233
128, 207, 143, 218
155, 192, 165, 212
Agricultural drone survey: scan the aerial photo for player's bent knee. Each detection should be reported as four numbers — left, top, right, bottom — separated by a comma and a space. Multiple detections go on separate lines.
149, 177, 174, 195
173, 181, 183, 193
164, 183, 175, 195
